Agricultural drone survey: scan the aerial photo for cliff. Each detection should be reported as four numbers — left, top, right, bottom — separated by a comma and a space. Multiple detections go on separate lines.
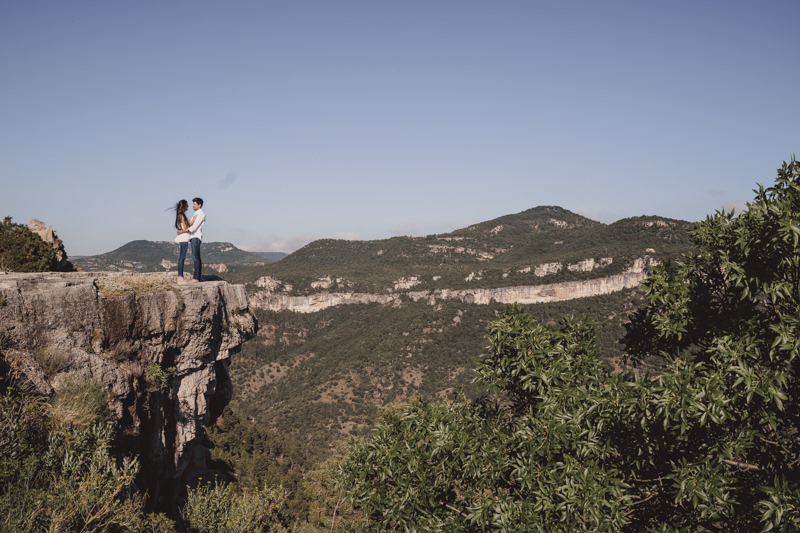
0, 271, 256, 514
249, 257, 658, 313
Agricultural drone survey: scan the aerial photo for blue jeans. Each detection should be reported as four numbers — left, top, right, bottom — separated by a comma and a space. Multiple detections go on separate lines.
190, 238, 202, 281
177, 242, 188, 277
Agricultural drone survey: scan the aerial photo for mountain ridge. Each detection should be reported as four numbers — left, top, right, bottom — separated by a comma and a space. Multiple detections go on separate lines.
229, 206, 694, 295
72, 240, 285, 274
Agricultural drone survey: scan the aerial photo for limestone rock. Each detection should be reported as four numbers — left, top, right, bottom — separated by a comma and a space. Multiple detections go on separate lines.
247, 256, 659, 313
250, 290, 399, 313
0, 271, 256, 512
28, 218, 74, 271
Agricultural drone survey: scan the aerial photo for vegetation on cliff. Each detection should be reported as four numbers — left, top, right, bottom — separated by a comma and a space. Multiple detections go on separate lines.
337, 158, 800, 530
0, 379, 296, 532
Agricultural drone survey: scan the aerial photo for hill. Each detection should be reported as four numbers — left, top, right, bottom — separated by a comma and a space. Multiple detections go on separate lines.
229, 206, 693, 293
226, 206, 696, 457
249, 251, 289, 262
72, 240, 281, 275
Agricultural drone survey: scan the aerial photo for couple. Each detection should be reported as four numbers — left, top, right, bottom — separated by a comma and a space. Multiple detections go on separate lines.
174, 197, 206, 282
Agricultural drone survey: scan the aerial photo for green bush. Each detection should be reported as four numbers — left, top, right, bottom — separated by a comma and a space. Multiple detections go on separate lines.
0, 390, 148, 531
337, 157, 800, 531
0, 216, 57, 272
146, 364, 175, 390
184, 481, 290, 532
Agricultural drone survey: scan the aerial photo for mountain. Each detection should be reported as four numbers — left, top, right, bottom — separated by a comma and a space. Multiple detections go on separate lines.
72, 240, 280, 275
226, 206, 697, 457
229, 206, 693, 293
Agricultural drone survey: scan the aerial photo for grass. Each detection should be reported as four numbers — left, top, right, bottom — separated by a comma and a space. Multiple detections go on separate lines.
34, 347, 70, 377
95, 273, 175, 296
49, 376, 110, 428
108, 342, 133, 362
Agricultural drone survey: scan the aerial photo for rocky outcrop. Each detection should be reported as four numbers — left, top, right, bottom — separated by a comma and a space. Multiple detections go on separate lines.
249, 257, 658, 313
28, 218, 74, 271
0, 272, 256, 514
407, 271, 646, 306
250, 290, 399, 313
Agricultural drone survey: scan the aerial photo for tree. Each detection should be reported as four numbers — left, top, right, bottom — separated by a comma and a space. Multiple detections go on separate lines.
337, 157, 800, 531
0, 216, 57, 272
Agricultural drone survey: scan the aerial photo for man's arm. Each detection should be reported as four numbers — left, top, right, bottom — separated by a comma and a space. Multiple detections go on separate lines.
186, 211, 205, 234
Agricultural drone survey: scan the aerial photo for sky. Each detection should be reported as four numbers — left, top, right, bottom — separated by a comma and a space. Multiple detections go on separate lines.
1, 1, 798, 256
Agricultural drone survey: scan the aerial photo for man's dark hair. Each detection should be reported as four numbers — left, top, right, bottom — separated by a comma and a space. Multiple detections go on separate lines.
193, 197, 204, 207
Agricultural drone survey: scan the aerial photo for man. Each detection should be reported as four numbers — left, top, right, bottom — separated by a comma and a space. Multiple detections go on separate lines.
181, 197, 206, 282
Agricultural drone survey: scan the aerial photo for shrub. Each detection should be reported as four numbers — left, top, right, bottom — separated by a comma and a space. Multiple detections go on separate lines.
0, 389, 149, 531
0, 216, 57, 272
337, 157, 800, 531
184, 481, 290, 532
146, 364, 175, 391
109, 342, 133, 362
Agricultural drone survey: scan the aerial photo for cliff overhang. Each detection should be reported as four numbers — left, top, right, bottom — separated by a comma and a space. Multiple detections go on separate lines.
0, 271, 257, 514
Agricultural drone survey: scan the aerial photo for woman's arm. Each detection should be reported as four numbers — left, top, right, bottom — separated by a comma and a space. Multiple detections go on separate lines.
178, 216, 191, 234
178, 215, 196, 235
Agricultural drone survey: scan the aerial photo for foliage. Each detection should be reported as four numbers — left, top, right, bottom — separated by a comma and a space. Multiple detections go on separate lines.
0, 216, 57, 272
293, 442, 371, 533
184, 480, 290, 532
206, 408, 311, 518
33, 346, 71, 377
339, 310, 629, 531
337, 158, 800, 531
0, 389, 147, 532
146, 363, 176, 390
231, 290, 642, 458
1, 383, 306, 532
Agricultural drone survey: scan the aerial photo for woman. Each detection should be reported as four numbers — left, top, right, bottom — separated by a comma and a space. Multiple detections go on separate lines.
173, 199, 194, 279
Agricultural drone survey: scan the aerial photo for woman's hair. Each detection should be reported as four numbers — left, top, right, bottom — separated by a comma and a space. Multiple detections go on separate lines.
174, 199, 189, 230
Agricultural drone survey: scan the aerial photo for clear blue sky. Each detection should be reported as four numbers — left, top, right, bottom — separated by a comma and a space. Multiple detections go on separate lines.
2, 1, 798, 256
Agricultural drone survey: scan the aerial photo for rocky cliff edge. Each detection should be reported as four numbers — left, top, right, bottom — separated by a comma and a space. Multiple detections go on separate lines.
0, 271, 256, 513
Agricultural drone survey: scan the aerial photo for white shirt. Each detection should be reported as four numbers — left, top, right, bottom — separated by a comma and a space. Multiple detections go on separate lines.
175, 218, 191, 243
187, 208, 206, 241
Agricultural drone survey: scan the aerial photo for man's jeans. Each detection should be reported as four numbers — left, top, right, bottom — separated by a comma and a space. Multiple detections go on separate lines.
177, 242, 188, 277
190, 238, 202, 281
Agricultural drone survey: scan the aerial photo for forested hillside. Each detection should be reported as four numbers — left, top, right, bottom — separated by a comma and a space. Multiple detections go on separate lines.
229, 206, 694, 294
227, 206, 695, 458
230, 289, 647, 457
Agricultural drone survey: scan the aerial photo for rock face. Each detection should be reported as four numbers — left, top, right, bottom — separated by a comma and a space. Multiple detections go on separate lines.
407, 271, 646, 306
0, 272, 256, 514
250, 257, 658, 313
250, 290, 398, 313
28, 218, 74, 271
